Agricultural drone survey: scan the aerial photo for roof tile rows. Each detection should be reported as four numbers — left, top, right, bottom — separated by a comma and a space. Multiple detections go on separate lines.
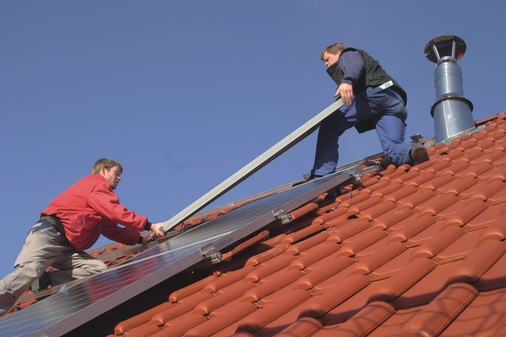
97, 113, 506, 336
6, 114, 506, 336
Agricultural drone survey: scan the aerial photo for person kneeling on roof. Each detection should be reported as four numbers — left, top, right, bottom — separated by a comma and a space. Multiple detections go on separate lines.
308, 42, 429, 179
0, 158, 165, 316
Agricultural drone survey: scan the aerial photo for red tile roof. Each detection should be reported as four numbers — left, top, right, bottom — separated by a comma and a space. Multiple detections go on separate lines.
10, 113, 506, 336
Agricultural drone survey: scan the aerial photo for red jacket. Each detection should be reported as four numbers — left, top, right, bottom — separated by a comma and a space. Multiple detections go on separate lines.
41, 174, 148, 251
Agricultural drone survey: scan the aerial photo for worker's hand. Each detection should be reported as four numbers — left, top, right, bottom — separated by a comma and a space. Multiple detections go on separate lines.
337, 82, 354, 106
149, 222, 166, 238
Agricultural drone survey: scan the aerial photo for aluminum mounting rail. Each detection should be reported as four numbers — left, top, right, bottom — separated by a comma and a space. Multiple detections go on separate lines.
161, 96, 345, 232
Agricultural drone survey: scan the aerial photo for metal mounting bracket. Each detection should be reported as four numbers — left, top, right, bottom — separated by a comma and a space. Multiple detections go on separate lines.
200, 243, 222, 264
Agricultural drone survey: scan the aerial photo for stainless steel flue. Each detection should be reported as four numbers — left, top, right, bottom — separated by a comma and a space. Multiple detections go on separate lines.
425, 35, 474, 143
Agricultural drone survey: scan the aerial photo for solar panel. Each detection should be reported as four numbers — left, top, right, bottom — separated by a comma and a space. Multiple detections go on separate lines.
0, 168, 359, 337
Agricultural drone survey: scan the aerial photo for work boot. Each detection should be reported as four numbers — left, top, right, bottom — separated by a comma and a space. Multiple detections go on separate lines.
31, 271, 52, 293
292, 173, 324, 187
410, 143, 429, 165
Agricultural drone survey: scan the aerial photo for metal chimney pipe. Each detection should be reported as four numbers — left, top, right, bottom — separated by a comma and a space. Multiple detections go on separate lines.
425, 35, 474, 143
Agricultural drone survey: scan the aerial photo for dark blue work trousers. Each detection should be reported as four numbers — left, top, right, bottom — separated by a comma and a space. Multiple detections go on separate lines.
312, 86, 413, 176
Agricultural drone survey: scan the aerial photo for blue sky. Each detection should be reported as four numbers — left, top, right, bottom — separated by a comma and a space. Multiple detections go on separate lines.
0, 1, 505, 279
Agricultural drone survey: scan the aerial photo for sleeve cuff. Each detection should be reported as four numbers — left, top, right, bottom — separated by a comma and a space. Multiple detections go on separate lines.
144, 221, 152, 231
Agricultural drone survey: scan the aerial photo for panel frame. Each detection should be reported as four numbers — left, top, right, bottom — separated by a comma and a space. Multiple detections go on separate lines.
162, 97, 344, 232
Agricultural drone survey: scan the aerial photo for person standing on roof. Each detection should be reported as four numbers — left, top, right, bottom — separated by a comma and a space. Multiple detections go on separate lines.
309, 42, 429, 178
0, 158, 166, 316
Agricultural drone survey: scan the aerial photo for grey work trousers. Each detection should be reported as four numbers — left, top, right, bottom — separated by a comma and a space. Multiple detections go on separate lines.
0, 221, 107, 315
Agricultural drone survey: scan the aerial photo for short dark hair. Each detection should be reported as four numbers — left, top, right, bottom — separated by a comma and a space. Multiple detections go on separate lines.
92, 158, 123, 174
320, 42, 346, 60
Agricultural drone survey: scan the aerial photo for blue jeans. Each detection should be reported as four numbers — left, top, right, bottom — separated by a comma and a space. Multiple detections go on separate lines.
312, 86, 413, 176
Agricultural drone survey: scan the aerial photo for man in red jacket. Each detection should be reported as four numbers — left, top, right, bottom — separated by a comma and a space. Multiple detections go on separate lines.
0, 158, 165, 316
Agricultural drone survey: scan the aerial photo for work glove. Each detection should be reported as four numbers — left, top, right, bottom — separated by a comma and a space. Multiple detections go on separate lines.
139, 231, 156, 245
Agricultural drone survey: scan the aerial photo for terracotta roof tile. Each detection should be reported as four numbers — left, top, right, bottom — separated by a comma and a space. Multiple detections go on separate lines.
400, 282, 478, 336
372, 206, 412, 229
294, 255, 354, 290
7, 114, 506, 336
330, 301, 395, 336
275, 316, 322, 337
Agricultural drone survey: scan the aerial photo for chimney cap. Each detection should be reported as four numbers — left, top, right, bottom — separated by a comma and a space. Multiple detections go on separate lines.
424, 35, 466, 63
